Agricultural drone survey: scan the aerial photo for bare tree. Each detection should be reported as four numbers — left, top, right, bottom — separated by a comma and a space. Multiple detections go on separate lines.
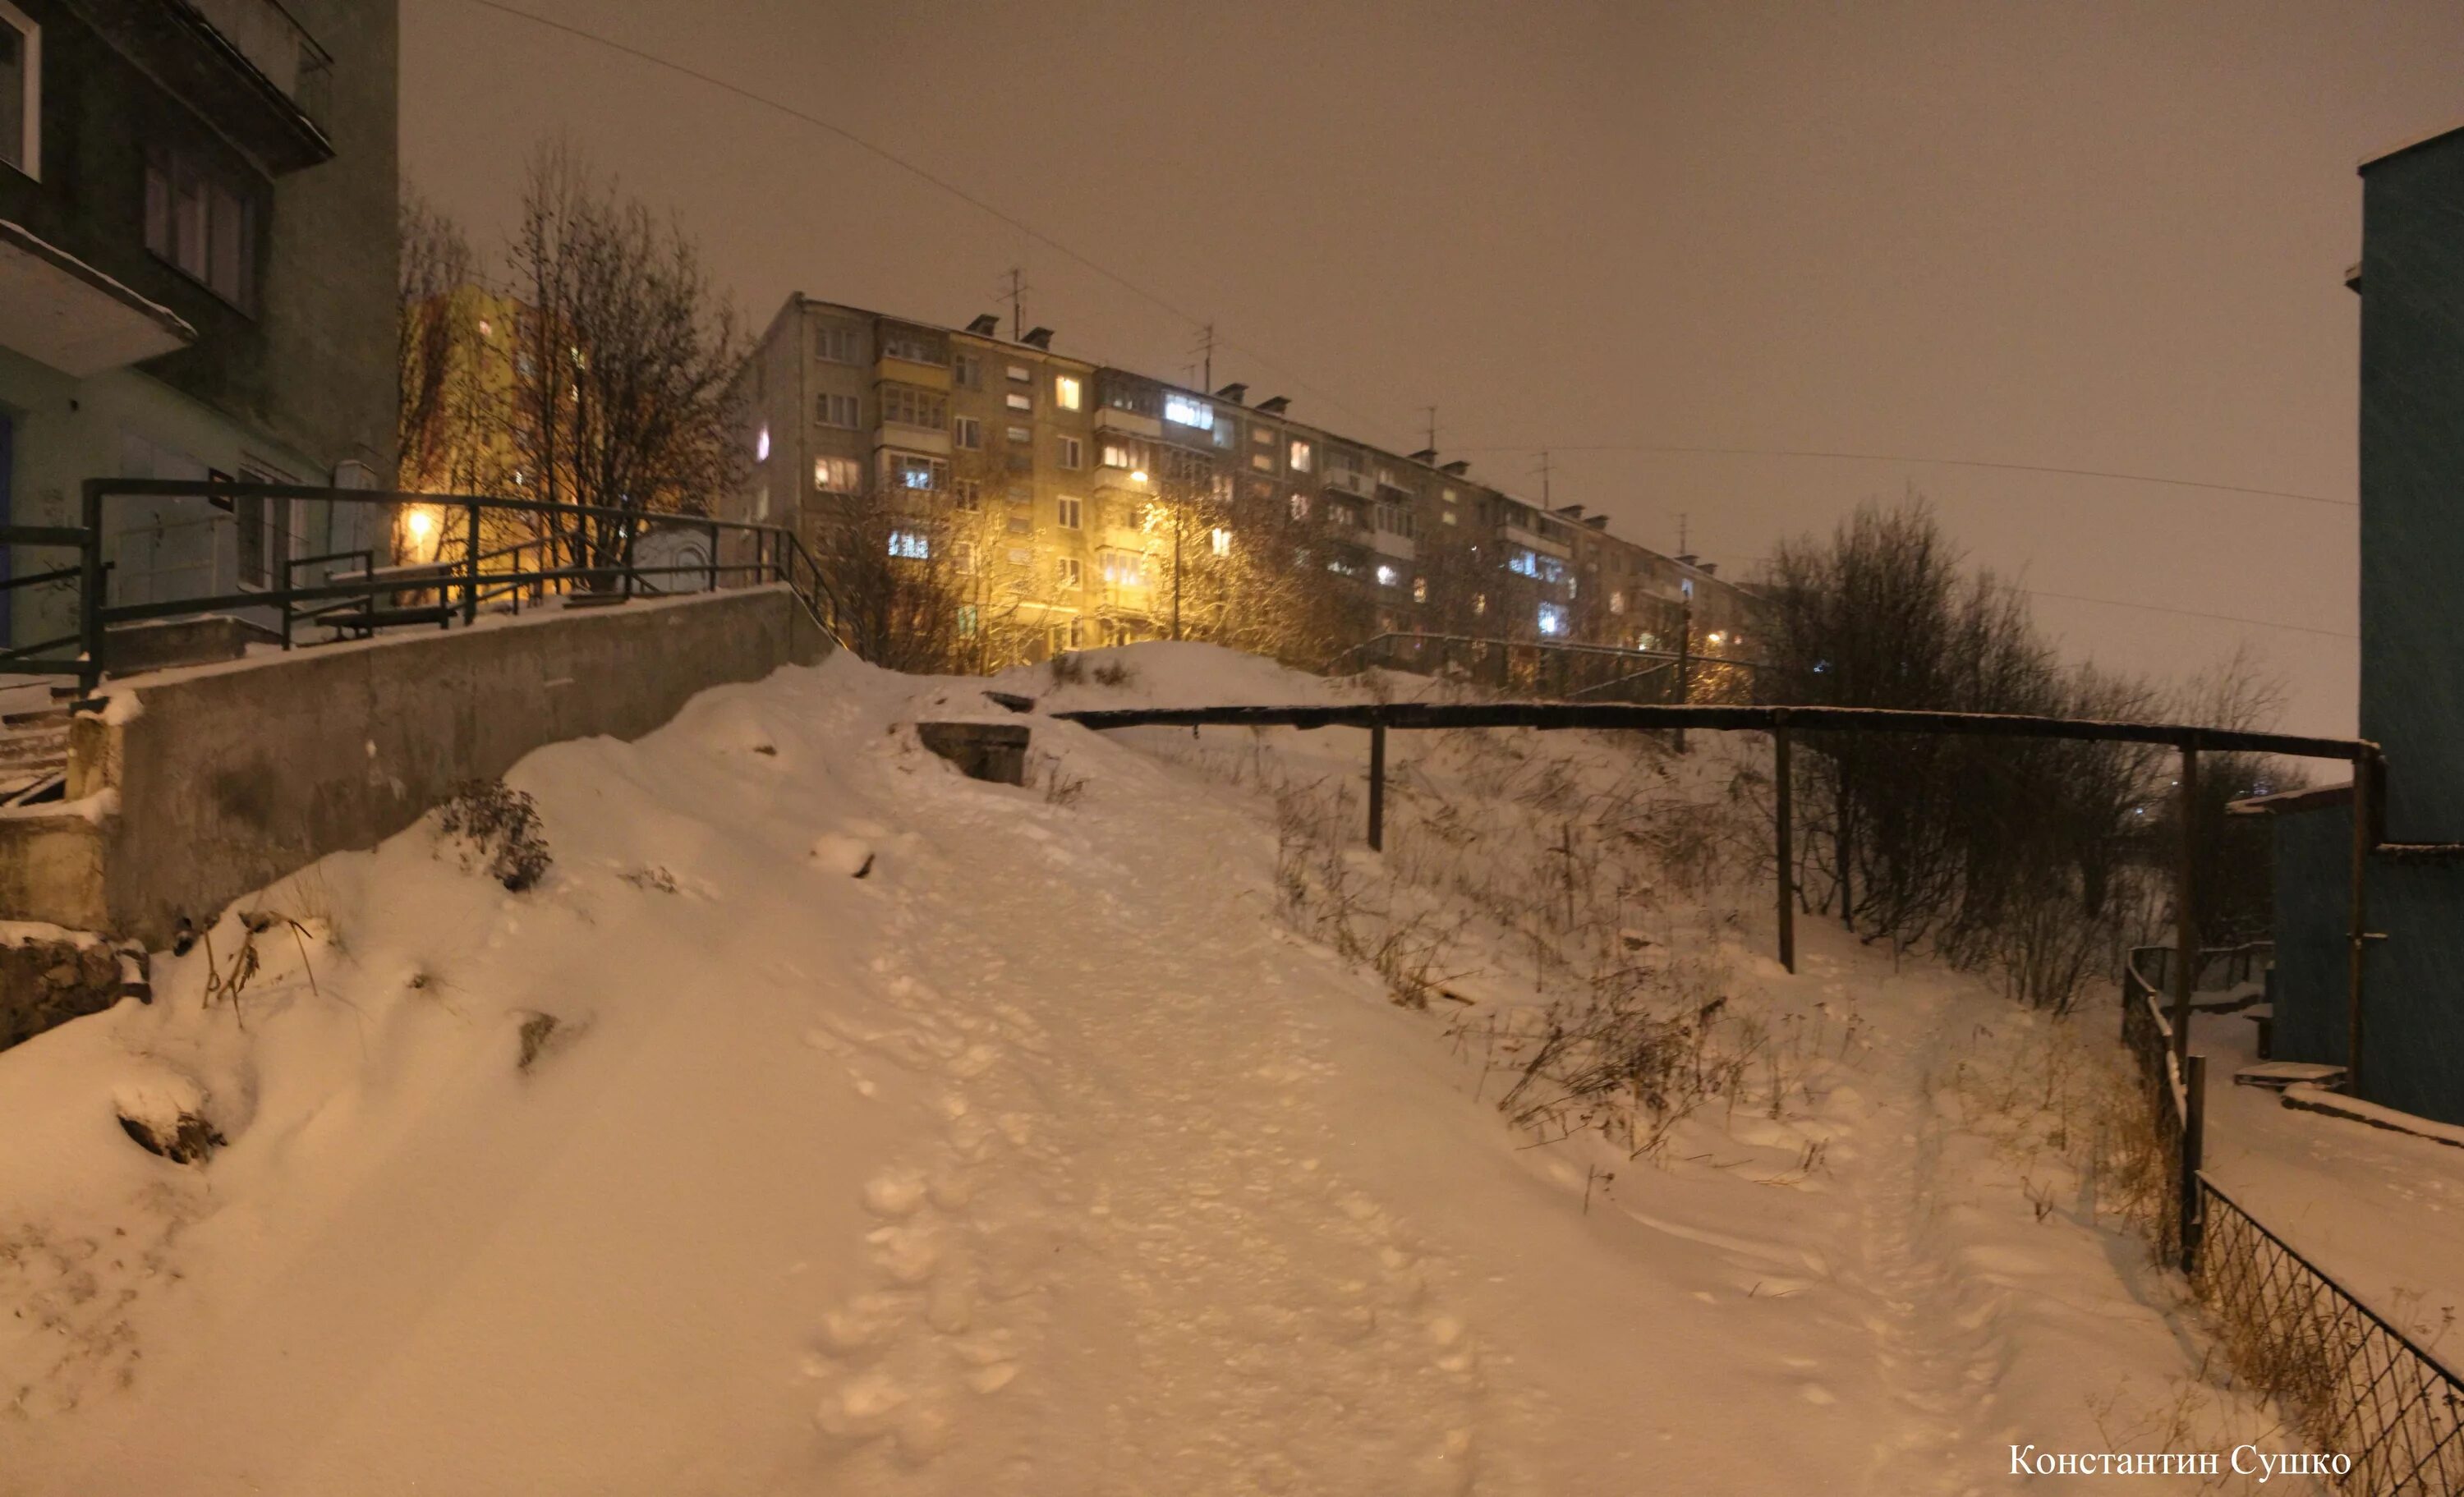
506, 142, 749, 585
396, 189, 477, 494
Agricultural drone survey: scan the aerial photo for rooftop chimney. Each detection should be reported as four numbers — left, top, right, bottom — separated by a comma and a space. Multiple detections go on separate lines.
1584, 515, 1608, 530
1255, 396, 1290, 415
1556, 504, 1584, 520
964, 314, 1000, 337
1020, 326, 1054, 350
1409, 448, 1437, 463
1676, 553, 1700, 568
1440, 460, 1470, 476
1214, 382, 1248, 404
1698, 562, 1718, 577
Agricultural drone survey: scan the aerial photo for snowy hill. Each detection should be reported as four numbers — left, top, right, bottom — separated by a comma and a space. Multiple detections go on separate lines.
0, 646, 2305, 1494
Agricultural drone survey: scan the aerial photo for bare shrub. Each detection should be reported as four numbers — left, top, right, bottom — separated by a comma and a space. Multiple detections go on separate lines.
435, 779, 552, 890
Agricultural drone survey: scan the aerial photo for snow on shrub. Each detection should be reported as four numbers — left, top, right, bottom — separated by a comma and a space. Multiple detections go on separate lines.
434, 778, 552, 891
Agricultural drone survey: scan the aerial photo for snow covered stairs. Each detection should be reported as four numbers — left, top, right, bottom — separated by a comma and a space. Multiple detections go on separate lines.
0, 700, 71, 806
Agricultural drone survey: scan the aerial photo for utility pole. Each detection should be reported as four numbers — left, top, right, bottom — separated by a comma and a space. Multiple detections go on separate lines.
1002, 266, 1028, 342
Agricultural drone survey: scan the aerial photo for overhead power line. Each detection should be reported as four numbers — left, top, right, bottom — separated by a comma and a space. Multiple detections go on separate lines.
457, 0, 1413, 444
1443, 442, 2353, 509
2020, 587, 2355, 641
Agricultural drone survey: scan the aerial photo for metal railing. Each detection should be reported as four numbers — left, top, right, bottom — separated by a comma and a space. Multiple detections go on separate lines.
2197, 1178, 2464, 1494
0, 526, 88, 677
2123, 944, 2464, 1494
2, 480, 850, 695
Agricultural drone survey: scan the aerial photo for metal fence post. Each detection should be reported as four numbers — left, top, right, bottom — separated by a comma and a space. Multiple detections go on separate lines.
1367, 721, 1387, 852
2171, 742, 2200, 1065
462, 500, 480, 626
2181, 1053, 2206, 1274
707, 521, 720, 593
1774, 717, 1795, 974
77, 480, 103, 698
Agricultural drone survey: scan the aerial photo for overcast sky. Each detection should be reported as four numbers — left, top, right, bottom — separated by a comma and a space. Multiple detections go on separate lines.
403, 1, 2464, 739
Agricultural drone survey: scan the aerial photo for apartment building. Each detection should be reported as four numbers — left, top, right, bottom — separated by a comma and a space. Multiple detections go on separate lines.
0, 0, 398, 653
732, 292, 1765, 666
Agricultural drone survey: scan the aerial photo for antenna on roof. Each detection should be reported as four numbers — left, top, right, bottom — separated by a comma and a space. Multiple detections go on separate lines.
1190, 322, 1216, 392
1535, 449, 1554, 507
1422, 404, 1437, 457
1001, 266, 1029, 341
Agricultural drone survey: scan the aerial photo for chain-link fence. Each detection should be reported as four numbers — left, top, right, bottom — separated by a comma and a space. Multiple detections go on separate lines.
2196, 1176, 2464, 1495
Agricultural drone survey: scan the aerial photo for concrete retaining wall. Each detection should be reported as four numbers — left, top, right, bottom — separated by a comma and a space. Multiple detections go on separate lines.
19, 585, 830, 947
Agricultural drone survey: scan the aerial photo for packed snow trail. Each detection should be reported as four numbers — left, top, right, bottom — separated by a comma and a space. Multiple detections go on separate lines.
0, 648, 2306, 1493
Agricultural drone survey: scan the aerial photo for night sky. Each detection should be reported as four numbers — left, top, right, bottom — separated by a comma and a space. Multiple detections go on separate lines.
404, 1, 2464, 738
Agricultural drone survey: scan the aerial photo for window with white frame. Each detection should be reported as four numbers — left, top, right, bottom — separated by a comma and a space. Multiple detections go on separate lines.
816, 392, 859, 428
1055, 374, 1083, 411
951, 351, 981, 387
954, 416, 982, 449
814, 456, 862, 493
0, 4, 39, 179
885, 452, 946, 492
880, 383, 947, 429
1101, 442, 1135, 470
1289, 439, 1312, 472
1057, 436, 1083, 470
1162, 393, 1212, 429
813, 324, 857, 362
1057, 495, 1083, 530
1058, 556, 1083, 589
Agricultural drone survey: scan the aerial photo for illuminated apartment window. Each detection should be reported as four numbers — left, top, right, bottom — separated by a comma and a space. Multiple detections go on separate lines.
1057, 436, 1083, 470
1059, 557, 1083, 589
1252, 425, 1273, 447
887, 453, 946, 491
1163, 393, 1212, 429
1251, 453, 1273, 473
1375, 564, 1398, 588
1537, 603, 1566, 636
1289, 492, 1310, 520
888, 530, 929, 560
755, 425, 770, 461
1057, 496, 1083, 530
1211, 527, 1231, 557
1055, 374, 1083, 411
814, 457, 861, 493
1473, 593, 1487, 617
1609, 590, 1626, 615
1412, 576, 1428, 604
1101, 442, 1135, 470
1289, 439, 1312, 472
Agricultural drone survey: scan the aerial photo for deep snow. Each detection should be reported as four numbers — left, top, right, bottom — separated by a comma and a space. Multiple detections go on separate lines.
0, 644, 2325, 1493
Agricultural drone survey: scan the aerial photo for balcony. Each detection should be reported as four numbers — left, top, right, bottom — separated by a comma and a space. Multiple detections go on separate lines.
71, 0, 334, 173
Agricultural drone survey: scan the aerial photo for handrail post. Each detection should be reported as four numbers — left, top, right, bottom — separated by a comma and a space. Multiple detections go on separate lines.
2171, 742, 2199, 1066
706, 520, 720, 593
77, 480, 103, 697
1774, 716, 1795, 974
2181, 1053, 2206, 1274
279, 552, 295, 650
462, 500, 480, 626
1367, 721, 1387, 852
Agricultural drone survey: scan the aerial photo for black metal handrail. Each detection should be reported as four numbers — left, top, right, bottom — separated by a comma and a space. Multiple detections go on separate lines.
0, 526, 90, 676
47, 479, 852, 693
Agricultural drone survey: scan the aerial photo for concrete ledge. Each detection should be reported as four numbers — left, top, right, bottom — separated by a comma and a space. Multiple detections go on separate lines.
71, 586, 830, 945
0, 801, 109, 930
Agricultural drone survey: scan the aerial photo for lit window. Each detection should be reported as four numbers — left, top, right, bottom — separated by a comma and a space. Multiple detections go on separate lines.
1708, 631, 1726, 646
1250, 453, 1272, 472
1055, 374, 1083, 411
814, 456, 861, 493
1058, 496, 1083, 530
1473, 593, 1487, 618
1289, 492, 1310, 520
1163, 393, 1212, 429
1508, 549, 1539, 579
1609, 590, 1626, 615
1289, 439, 1312, 472
1101, 442, 1135, 470
755, 425, 770, 461
957, 604, 979, 636
1537, 603, 1566, 636
1441, 508, 1457, 526
1059, 557, 1083, 589
476, 317, 492, 339
1375, 563, 1399, 587
1211, 527, 1231, 557
888, 530, 929, 559
1412, 576, 1427, 604
888, 453, 946, 491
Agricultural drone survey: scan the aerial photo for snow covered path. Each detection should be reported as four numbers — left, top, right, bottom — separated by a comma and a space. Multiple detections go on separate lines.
0, 651, 2305, 1493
